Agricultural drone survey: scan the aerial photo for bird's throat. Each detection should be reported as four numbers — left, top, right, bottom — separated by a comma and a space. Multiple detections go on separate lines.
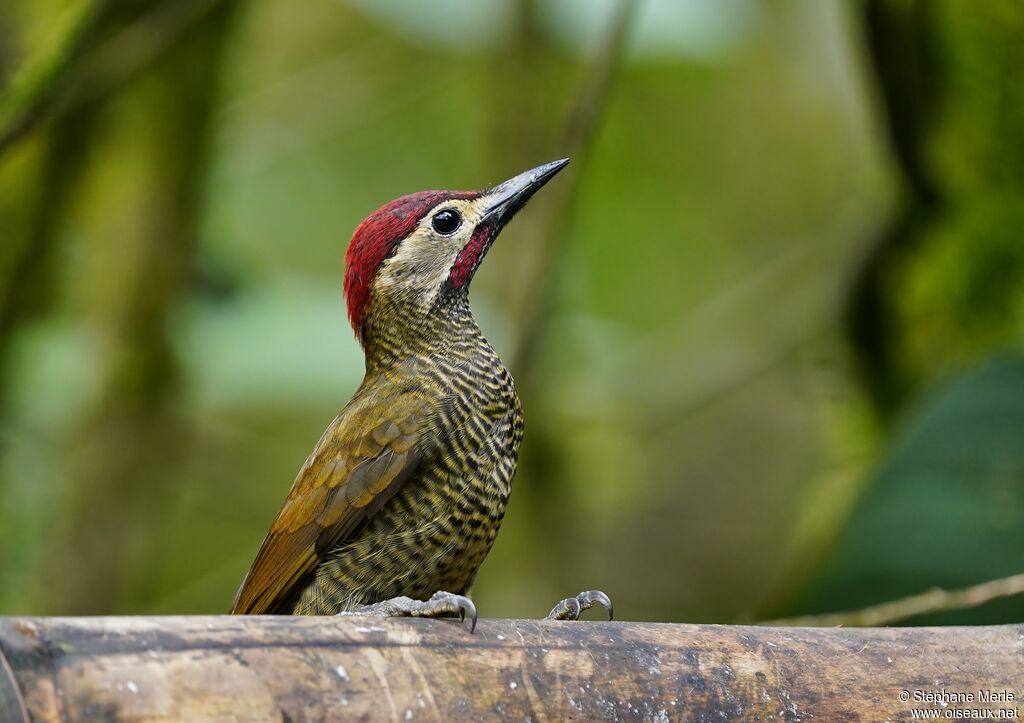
361, 292, 483, 373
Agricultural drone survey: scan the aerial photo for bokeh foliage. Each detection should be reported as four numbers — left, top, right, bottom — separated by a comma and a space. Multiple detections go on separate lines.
792, 353, 1024, 625
0, 0, 1021, 625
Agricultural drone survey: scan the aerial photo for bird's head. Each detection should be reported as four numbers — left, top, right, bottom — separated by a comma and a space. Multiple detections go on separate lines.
344, 158, 568, 345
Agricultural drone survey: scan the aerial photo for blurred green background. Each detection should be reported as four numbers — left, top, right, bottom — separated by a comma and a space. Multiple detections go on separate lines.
1, 0, 1022, 625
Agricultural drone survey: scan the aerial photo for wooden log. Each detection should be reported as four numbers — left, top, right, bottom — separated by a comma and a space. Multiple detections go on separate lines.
0, 616, 1021, 722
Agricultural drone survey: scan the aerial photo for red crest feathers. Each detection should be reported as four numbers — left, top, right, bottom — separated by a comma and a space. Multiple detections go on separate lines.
344, 190, 475, 338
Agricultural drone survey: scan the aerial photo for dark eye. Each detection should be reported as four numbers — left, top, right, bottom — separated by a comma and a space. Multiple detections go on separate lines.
431, 208, 461, 235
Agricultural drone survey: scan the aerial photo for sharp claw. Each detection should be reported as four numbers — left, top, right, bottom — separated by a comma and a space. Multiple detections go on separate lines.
546, 590, 614, 621
461, 597, 478, 633
352, 592, 479, 632
579, 590, 613, 621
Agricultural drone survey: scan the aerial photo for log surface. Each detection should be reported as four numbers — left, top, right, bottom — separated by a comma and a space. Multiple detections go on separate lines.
0, 616, 1021, 722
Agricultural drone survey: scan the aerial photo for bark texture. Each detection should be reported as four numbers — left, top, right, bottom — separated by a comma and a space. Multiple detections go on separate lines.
0, 616, 1021, 722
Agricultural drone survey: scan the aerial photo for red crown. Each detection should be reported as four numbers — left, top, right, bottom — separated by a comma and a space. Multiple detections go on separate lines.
344, 190, 476, 338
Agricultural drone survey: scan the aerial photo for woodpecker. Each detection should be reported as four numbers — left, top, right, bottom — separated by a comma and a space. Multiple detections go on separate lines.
231, 159, 611, 629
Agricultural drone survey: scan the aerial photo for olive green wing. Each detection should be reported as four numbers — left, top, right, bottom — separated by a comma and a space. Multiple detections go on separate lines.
230, 385, 431, 614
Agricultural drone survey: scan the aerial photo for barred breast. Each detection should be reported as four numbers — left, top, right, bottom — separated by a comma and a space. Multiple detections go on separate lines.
292, 323, 523, 615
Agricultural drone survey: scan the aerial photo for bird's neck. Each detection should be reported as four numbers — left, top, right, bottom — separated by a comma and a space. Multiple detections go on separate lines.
360, 292, 485, 373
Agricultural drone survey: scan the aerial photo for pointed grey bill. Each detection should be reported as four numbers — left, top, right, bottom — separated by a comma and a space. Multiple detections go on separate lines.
482, 158, 570, 225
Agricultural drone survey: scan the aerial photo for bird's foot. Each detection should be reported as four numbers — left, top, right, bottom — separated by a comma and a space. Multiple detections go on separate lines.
350, 591, 478, 632
546, 590, 613, 621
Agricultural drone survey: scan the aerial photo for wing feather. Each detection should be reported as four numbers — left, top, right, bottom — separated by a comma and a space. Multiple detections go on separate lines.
230, 383, 431, 614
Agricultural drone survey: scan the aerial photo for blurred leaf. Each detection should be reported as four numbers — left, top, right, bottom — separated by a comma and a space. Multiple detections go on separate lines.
787, 352, 1024, 624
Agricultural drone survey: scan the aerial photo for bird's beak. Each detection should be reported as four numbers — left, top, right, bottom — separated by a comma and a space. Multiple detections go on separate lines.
482, 158, 569, 226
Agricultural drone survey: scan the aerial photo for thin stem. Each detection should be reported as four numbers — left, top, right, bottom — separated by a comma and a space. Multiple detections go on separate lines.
765, 572, 1024, 627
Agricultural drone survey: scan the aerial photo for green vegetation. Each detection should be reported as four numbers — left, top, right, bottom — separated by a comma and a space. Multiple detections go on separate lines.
0, 0, 1021, 625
